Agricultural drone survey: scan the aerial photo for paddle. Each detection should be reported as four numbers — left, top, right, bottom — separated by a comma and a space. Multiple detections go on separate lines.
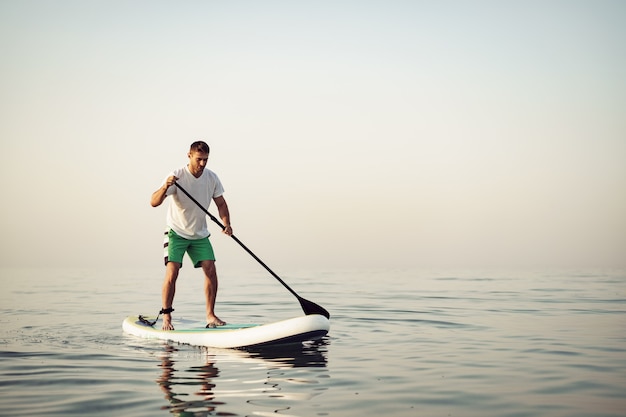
174, 182, 330, 319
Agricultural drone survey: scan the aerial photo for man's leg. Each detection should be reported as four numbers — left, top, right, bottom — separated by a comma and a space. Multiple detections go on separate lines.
200, 260, 225, 327
161, 261, 181, 330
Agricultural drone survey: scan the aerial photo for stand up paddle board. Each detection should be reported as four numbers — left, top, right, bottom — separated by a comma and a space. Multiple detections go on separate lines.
122, 314, 330, 349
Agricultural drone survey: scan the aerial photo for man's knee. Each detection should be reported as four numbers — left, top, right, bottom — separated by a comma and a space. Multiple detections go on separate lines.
200, 260, 216, 277
165, 262, 181, 281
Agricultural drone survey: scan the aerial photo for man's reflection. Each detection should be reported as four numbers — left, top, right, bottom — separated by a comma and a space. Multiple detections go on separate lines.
155, 340, 329, 416
157, 344, 220, 416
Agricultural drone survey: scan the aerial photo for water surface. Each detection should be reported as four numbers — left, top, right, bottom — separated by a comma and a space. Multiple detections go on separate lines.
1, 267, 625, 416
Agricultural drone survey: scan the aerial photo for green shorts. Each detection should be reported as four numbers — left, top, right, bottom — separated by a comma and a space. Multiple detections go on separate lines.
163, 229, 215, 268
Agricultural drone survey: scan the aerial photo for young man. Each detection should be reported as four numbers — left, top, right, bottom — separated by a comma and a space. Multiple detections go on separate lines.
151, 141, 232, 330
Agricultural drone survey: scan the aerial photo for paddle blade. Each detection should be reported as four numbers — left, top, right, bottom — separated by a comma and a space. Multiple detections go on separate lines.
298, 296, 330, 319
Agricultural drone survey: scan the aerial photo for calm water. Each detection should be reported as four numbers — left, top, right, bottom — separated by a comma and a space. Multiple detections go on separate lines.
1, 266, 625, 416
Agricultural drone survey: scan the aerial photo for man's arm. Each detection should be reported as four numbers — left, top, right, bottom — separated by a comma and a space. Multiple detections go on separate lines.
213, 195, 232, 235
151, 175, 177, 207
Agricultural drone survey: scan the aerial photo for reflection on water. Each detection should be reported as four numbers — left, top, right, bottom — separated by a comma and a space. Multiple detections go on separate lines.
157, 344, 221, 416
155, 341, 329, 416
245, 341, 329, 368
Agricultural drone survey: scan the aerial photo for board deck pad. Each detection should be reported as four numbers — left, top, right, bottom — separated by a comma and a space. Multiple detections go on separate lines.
135, 318, 258, 331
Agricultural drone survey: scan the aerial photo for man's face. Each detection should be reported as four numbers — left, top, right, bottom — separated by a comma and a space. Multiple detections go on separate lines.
188, 150, 209, 177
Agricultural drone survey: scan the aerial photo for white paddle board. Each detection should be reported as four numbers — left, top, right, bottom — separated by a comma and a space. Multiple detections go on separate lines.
122, 314, 330, 349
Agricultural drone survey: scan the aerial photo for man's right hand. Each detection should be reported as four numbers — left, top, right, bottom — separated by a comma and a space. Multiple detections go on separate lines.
151, 176, 179, 207
165, 176, 178, 188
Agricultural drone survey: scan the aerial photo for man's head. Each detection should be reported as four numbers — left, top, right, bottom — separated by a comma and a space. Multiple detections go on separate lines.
187, 141, 210, 177
190, 141, 210, 154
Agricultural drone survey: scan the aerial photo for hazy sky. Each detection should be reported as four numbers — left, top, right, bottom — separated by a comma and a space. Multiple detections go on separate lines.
1, 0, 624, 270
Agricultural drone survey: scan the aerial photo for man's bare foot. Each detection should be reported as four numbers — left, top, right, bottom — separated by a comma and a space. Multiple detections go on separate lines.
206, 315, 226, 328
162, 314, 175, 331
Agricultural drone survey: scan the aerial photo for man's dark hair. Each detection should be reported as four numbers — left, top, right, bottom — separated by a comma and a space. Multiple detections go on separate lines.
190, 141, 210, 154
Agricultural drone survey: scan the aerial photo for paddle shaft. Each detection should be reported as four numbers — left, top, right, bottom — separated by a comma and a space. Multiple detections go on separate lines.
173, 182, 329, 319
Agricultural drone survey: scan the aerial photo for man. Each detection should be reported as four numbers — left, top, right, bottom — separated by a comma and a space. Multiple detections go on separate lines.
151, 141, 232, 330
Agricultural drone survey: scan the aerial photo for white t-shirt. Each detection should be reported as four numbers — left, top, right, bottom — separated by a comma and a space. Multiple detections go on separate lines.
162, 166, 225, 239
